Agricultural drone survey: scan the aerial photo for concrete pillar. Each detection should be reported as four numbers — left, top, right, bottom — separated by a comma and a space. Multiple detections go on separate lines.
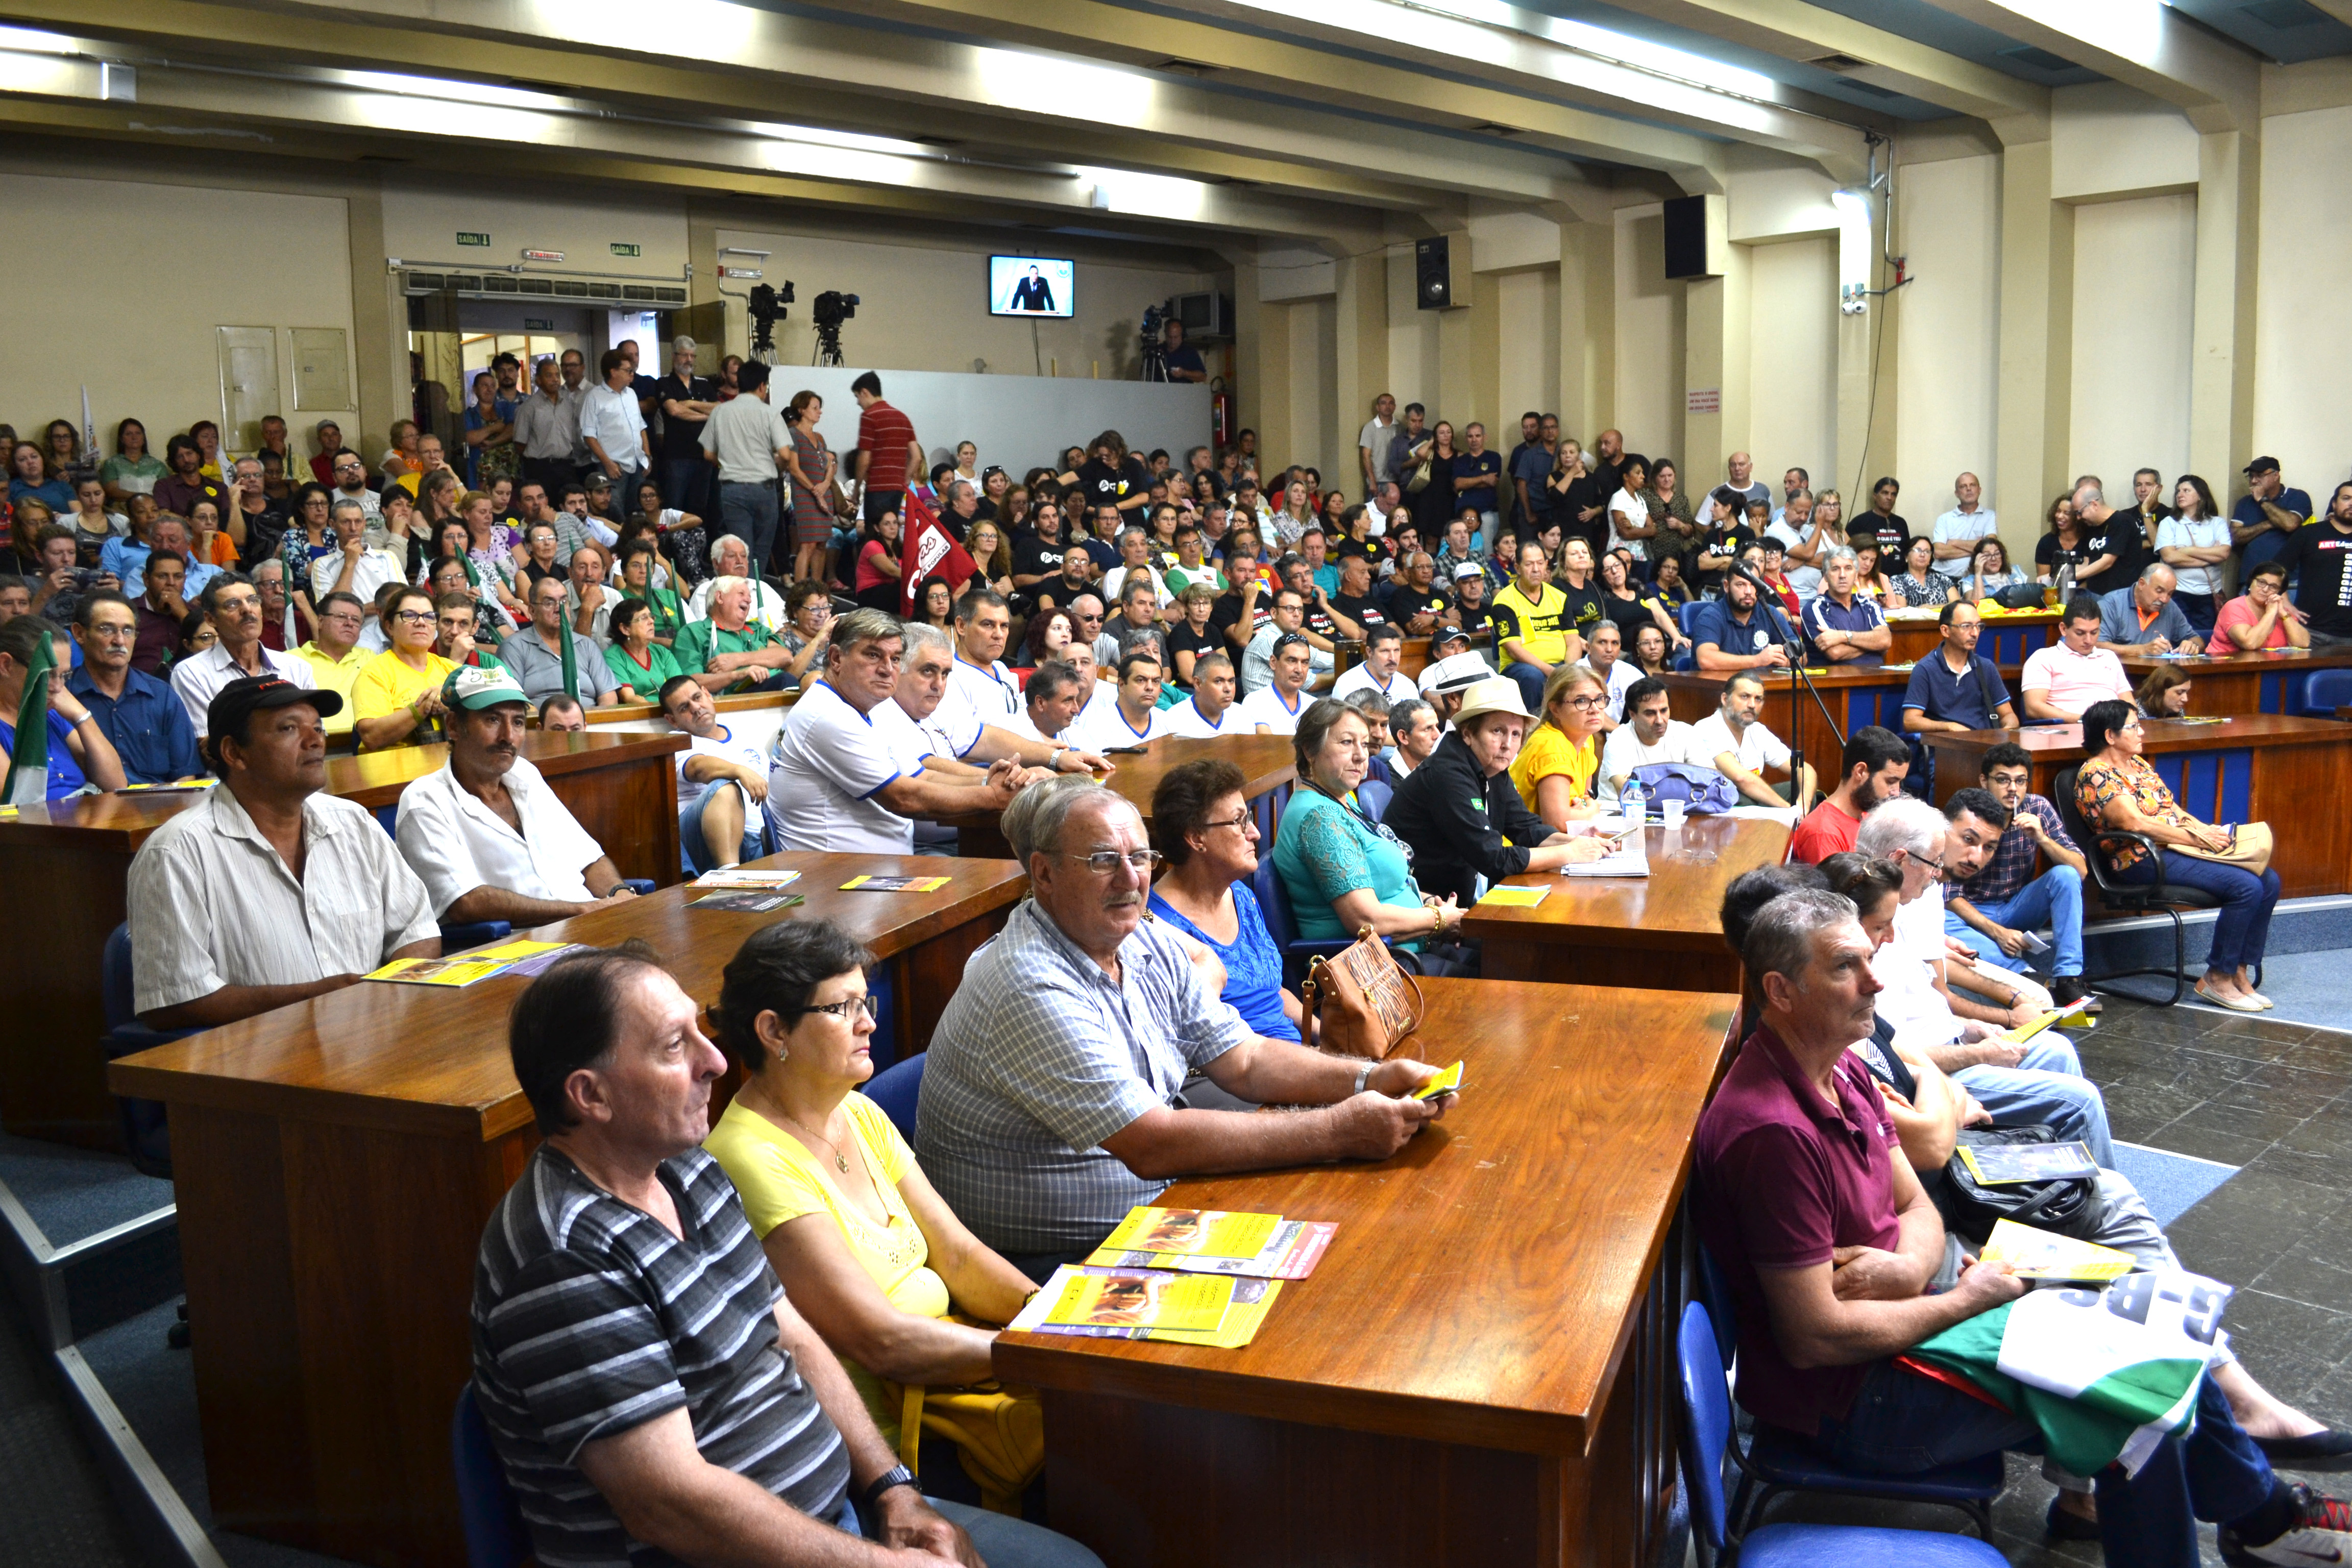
1232, 258, 1266, 457
2190, 128, 2259, 491
1333, 252, 1388, 495
1557, 218, 1614, 441
344, 175, 407, 460
1682, 240, 1749, 489
1993, 138, 2073, 541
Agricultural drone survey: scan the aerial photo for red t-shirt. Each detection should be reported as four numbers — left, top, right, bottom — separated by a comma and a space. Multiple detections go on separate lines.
1787, 797, 1862, 864
1694, 1024, 1903, 1435
854, 400, 916, 493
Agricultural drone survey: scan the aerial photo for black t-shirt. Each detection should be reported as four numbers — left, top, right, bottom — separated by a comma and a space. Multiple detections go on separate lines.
1860, 513, 1910, 555
1384, 585, 1451, 627
1553, 580, 1606, 639
1588, 457, 1626, 505
1038, 569, 1093, 613
1330, 592, 1387, 629
1075, 457, 1149, 516
2076, 512, 2146, 597
1209, 587, 1272, 646
1162, 345, 1206, 379
1301, 603, 1338, 641
655, 374, 715, 461
1551, 474, 1606, 550
2035, 530, 2091, 580
2284, 523, 2352, 636
1454, 600, 1493, 639
1012, 537, 1066, 582
1704, 523, 1759, 570
1167, 621, 1221, 675
1601, 590, 1654, 641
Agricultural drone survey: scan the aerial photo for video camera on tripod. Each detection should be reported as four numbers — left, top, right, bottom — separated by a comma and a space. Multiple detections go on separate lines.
813, 290, 860, 367
1139, 298, 1173, 382
747, 281, 794, 359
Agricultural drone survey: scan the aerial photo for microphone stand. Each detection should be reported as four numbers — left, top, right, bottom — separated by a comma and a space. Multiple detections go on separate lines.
1727, 560, 1844, 797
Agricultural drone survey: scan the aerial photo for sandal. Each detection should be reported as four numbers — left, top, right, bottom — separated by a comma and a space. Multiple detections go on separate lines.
2194, 981, 2266, 1013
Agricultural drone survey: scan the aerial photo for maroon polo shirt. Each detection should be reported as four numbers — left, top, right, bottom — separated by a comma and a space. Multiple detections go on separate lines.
1694, 1021, 1902, 1435
854, 399, 916, 494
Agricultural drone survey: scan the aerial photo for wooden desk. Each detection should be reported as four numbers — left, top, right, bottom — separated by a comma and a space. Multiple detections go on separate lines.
997, 979, 1738, 1568
1332, 629, 1492, 681
941, 734, 1297, 859
0, 730, 685, 1149
2117, 649, 2352, 717
1458, 815, 1793, 991
1885, 608, 2057, 667
1662, 666, 1918, 779
1921, 716, 2352, 899
108, 852, 1029, 1568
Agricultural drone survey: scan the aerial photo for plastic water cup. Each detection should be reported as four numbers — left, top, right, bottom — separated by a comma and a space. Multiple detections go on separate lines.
1662, 798, 1686, 828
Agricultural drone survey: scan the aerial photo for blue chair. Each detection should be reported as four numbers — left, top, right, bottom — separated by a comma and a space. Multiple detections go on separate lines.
2298, 667, 2352, 718
859, 1052, 926, 1143
1252, 854, 1354, 990
101, 923, 197, 1179
451, 1385, 529, 1568
1698, 1286, 2004, 1539
1678, 600, 1707, 641
1356, 777, 1393, 822
1678, 1302, 2007, 1568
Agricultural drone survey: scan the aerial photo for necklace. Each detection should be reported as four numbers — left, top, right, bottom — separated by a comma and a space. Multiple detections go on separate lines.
757, 1089, 851, 1173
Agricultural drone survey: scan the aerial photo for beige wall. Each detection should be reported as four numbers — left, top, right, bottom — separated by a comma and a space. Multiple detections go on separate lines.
1613, 205, 1685, 461
2253, 104, 2352, 497
1895, 154, 2002, 504
2, 170, 362, 460
1745, 237, 1837, 489
2068, 194, 2198, 491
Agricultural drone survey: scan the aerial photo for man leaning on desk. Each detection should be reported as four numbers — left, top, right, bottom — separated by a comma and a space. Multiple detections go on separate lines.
394, 665, 640, 928
129, 675, 439, 1031
916, 777, 1456, 1279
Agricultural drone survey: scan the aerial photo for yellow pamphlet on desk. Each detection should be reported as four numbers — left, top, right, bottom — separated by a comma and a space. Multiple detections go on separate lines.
1041, 1269, 1236, 1335
1101, 1206, 1281, 1260
365, 958, 509, 988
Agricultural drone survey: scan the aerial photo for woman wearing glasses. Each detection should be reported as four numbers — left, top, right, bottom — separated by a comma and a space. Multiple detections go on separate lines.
1511, 666, 1612, 831
701, 920, 1049, 1515
1147, 759, 1305, 1043
349, 584, 457, 750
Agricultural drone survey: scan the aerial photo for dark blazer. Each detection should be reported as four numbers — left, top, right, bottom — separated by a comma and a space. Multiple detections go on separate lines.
1382, 730, 1550, 908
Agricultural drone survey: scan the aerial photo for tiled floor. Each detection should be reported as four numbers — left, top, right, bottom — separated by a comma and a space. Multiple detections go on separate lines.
1747, 995, 2352, 1566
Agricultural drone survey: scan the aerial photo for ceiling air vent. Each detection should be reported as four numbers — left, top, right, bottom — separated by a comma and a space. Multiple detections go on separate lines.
1807, 53, 1871, 72
653, 287, 687, 304
552, 280, 589, 297
405, 272, 445, 291
587, 282, 621, 299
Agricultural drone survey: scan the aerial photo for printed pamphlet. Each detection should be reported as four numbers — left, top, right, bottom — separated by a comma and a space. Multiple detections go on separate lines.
840, 875, 951, 893
1956, 1140, 2100, 1186
1979, 1219, 2136, 1281
1101, 1206, 1282, 1260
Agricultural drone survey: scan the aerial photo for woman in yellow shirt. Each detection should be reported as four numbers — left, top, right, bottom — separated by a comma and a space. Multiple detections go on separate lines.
703, 920, 1044, 1511
350, 584, 456, 750
1510, 664, 1609, 830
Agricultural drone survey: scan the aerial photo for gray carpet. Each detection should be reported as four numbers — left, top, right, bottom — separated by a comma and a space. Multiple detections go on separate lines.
0, 1285, 141, 1567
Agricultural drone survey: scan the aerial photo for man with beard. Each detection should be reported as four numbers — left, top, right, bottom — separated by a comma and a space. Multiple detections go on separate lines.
1789, 725, 1910, 864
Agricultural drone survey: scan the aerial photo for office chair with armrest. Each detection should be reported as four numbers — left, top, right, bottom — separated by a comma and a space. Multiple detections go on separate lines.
2053, 765, 2236, 1007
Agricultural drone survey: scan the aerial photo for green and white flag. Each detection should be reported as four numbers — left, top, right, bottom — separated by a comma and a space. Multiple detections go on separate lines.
1912, 1269, 2227, 1478
3, 631, 57, 806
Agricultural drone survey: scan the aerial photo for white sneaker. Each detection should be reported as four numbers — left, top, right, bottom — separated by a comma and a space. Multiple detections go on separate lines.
2222, 1484, 2352, 1565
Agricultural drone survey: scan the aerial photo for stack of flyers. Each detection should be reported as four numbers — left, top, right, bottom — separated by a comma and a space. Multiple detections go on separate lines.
365, 957, 509, 988
1089, 1219, 1334, 1280
1956, 1140, 2100, 1186
694, 868, 803, 890
472, 940, 591, 978
840, 874, 951, 893
1011, 1266, 1281, 1348
1085, 1206, 1335, 1280
692, 890, 806, 913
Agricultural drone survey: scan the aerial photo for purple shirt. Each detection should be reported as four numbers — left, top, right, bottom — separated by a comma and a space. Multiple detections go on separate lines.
1694, 1023, 1903, 1434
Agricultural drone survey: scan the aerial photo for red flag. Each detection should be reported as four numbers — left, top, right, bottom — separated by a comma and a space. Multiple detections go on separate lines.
898, 489, 978, 618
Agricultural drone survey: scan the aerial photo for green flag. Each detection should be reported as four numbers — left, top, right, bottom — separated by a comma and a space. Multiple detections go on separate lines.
4, 631, 57, 805
559, 613, 579, 704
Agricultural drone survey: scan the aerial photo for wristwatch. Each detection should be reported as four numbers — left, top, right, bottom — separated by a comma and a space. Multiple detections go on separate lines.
1353, 1061, 1376, 1096
860, 1463, 919, 1511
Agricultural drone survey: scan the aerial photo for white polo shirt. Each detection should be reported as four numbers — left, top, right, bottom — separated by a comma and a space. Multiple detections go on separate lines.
394, 757, 607, 917
1330, 663, 1417, 705
944, 655, 1023, 729
1689, 710, 1792, 777
1163, 695, 1240, 738
168, 642, 315, 736
1068, 698, 1169, 751
676, 722, 767, 812
309, 547, 409, 613
1237, 682, 1308, 736
2020, 643, 2130, 715
766, 678, 914, 854
1598, 720, 1701, 800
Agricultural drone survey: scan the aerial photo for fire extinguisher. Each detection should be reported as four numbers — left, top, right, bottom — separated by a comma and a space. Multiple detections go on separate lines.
1210, 379, 1233, 448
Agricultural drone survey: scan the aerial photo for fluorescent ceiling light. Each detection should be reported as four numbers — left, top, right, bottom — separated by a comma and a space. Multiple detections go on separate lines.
1988, 0, 2163, 64
1077, 164, 1210, 218
1414, 0, 1776, 99
0, 24, 76, 54
748, 120, 929, 159
976, 48, 1152, 129
337, 69, 569, 113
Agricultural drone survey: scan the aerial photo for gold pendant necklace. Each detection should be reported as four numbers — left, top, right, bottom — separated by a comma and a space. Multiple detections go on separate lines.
751, 1085, 851, 1173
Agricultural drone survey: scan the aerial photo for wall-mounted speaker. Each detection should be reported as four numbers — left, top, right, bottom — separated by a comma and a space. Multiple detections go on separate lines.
1414, 235, 1468, 310
1662, 193, 1729, 281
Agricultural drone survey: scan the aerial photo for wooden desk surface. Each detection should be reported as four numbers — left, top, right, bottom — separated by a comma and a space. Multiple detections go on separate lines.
111, 852, 1030, 1142
1924, 713, 2349, 766
583, 688, 795, 726
996, 979, 1737, 1459
2117, 648, 2352, 718
1460, 815, 1792, 990
0, 729, 686, 849
1885, 607, 2058, 666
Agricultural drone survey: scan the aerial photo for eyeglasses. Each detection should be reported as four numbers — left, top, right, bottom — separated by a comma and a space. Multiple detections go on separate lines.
390, 609, 435, 625
1063, 849, 1164, 875
1204, 810, 1255, 834
798, 994, 878, 1023
1563, 695, 1608, 711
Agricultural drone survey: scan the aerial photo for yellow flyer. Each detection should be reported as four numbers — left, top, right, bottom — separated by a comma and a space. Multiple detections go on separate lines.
1412, 1061, 1464, 1100
1978, 1219, 2135, 1281
1040, 1270, 1235, 1334
464, 938, 574, 964
1477, 885, 1550, 909
364, 958, 508, 988
1100, 1206, 1281, 1260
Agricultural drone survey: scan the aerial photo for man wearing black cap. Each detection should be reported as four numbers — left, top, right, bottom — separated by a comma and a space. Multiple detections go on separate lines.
2231, 456, 2313, 579
127, 676, 438, 1030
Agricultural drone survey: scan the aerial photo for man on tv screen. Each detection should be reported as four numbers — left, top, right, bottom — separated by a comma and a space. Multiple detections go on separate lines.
1009, 264, 1056, 312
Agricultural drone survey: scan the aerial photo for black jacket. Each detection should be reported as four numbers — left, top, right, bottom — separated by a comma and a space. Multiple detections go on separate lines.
1382, 731, 1550, 908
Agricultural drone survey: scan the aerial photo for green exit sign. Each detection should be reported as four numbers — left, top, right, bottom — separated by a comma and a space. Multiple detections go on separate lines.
455, 231, 489, 247
610, 242, 642, 257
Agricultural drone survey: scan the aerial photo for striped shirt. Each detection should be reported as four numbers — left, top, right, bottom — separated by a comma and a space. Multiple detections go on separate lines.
915, 898, 1247, 1256
471, 1145, 850, 1567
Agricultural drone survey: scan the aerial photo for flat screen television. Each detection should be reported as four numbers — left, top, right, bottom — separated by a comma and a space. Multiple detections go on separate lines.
989, 256, 1074, 318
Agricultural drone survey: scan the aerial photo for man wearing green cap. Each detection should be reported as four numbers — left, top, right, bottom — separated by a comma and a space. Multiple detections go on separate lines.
394, 665, 636, 927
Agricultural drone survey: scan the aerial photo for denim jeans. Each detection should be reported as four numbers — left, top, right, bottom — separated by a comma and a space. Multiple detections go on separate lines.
2173, 590, 2217, 633
831, 1492, 1105, 1568
1948, 866, 2085, 977
718, 479, 781, 572
661, 456, 712, 521
680, 780, 767, 876
1954, 1034, 2116, 1168
1812, 1360, 2274, 1568
1502, 660, 1549, 713
2117, 852, 2282, 974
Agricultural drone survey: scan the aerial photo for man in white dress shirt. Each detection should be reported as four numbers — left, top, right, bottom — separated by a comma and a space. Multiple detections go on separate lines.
1330, 623, 1417, 705
1163, 650, 1240, 738
129, 675, 438, 1030
943, 587, 1023, 729
309, 499, 408, 636
579, 347, 649, 492
395, 666, 638, 926
169, 572, 314, 736
1069, 649, 1171, 751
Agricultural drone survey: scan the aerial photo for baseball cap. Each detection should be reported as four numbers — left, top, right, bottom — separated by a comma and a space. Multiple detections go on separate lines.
441, 665, 535, 714
206, 674, 342, 742
2244, 455, 2281, 476
1452, 561, 1484, 581
1431, 624, 1472, 650
583, 471, 614, 491
312, 418, 340, 437
1419, 650, 1491, 696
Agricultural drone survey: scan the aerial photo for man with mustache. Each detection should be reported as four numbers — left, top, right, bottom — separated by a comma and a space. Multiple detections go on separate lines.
394, 665, 638, 928
168, 571, 315, 737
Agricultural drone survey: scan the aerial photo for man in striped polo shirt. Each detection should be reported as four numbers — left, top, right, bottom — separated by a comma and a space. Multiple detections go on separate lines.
472, 946, 1100, 1568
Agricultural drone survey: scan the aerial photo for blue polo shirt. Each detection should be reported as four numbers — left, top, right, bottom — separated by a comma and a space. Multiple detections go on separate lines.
0, 709, 88, 800
2095, 584, 2197, 649
1801, 592, 1885, 665
1690, 598, 1778, 662
2234, 487, 2312, 576
1901, 649, 2013, 730
68, 666, 202, 784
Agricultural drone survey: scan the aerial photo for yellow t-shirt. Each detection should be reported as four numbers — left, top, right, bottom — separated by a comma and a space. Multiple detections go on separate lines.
350, 650, 457, 738
1509, 722, 1597, 816
292, 642, 366, 734
1492, 580, 1571, 665
703, 1093, 949, 1445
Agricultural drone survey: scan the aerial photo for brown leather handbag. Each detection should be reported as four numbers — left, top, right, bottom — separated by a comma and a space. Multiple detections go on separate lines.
1300, 927, 1426, 1059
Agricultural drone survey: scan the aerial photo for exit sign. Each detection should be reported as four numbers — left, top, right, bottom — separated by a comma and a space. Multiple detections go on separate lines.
456, 231, 489, 247
610, 242, 641, 257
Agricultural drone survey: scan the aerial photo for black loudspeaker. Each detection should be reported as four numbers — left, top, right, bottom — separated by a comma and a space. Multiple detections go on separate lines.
1414, 235, 1464, 310
1663, 193, 1727, 280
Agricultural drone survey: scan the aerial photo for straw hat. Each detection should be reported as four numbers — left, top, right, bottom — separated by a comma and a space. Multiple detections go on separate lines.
1449, 676, 1534, 727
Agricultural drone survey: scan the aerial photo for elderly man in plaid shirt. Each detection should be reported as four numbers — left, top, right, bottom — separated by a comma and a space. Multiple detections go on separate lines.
1944, 740, 2098, 1013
